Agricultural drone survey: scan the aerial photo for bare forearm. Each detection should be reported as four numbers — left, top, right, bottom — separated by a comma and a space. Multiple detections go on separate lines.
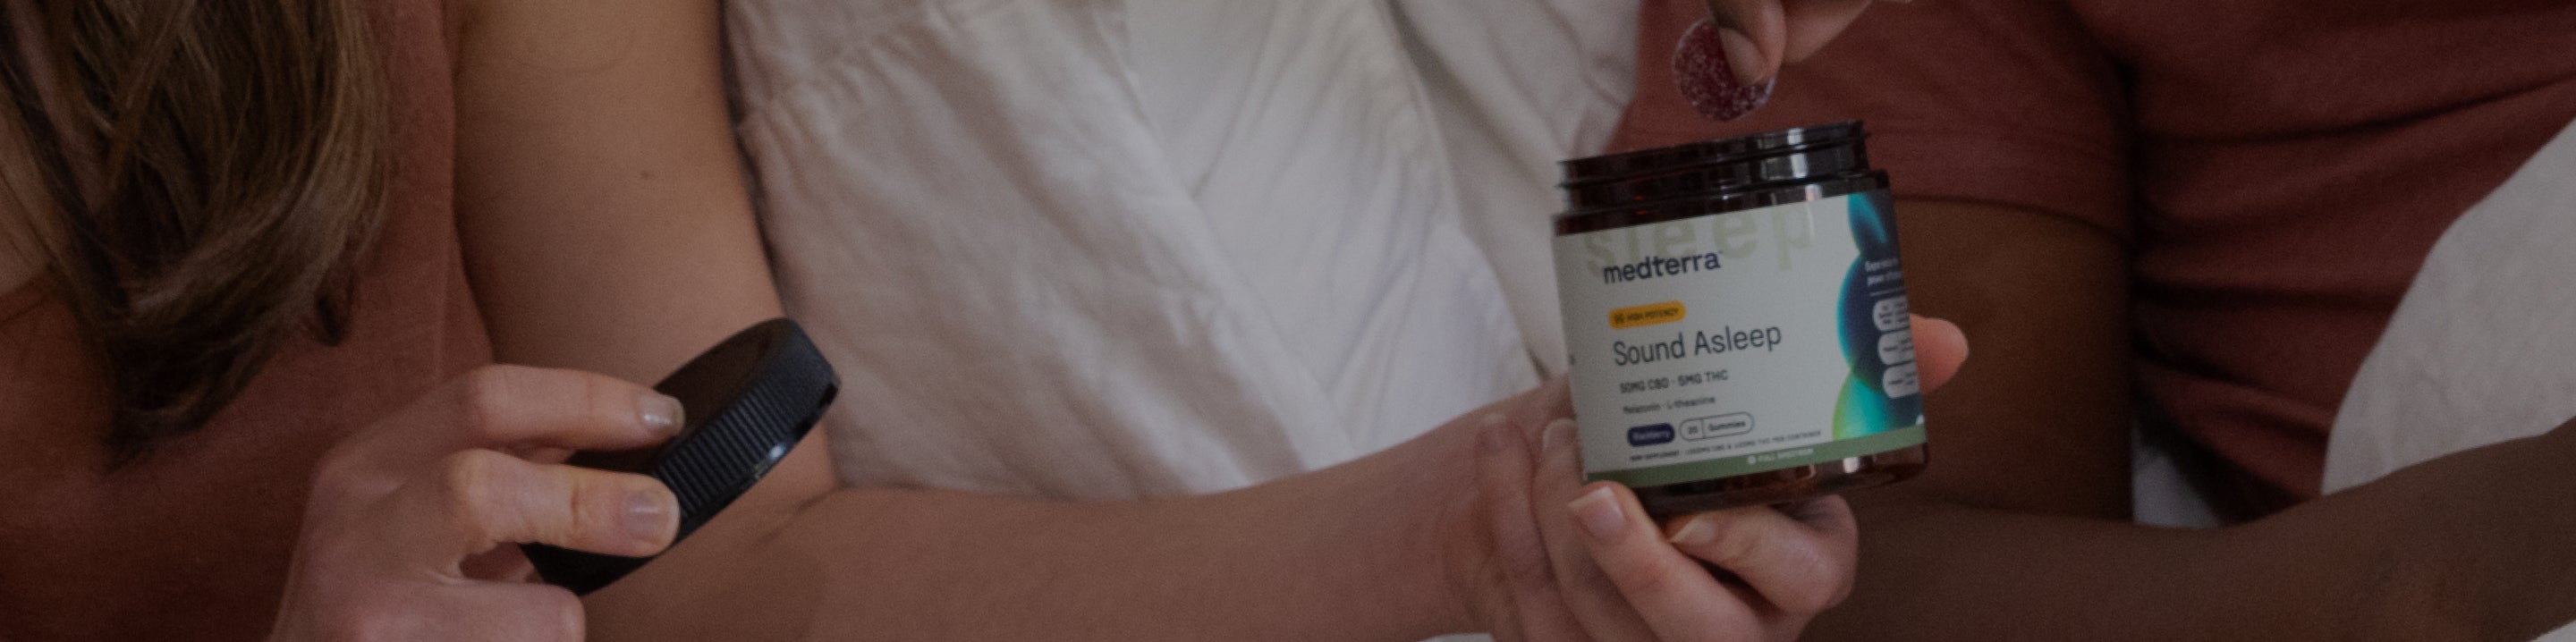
585, 426, 1483, 641
790, 474, 1461, 640
1815, 425, 2576, 642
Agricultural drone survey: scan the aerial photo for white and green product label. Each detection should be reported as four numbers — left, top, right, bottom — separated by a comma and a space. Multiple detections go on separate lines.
1554, 190, 1923, 487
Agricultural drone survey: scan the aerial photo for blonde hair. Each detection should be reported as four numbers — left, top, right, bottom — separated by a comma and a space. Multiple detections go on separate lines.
0, 0, 391, 462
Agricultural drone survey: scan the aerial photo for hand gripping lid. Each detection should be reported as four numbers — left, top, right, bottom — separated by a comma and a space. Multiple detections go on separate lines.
521, 318, 839, 595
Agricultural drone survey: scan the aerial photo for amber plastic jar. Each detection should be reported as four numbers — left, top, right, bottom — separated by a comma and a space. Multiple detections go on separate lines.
1552, 122, 1928, 518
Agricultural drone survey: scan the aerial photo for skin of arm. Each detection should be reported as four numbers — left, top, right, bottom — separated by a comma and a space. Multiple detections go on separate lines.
589, 416, 1498, 641
453, 0, 2576, 636
447, 0, 1927, 635
448, 0, 1497, 638
1631, 0, 2576, 637
1802, 199, 2576, 642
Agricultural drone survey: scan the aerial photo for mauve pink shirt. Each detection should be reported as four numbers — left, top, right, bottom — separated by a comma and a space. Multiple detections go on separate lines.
1616, 0, 2576, 511
0, 2, 488, 639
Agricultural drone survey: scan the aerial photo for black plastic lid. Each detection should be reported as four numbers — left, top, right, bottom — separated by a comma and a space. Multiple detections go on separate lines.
521, 318, 839, 596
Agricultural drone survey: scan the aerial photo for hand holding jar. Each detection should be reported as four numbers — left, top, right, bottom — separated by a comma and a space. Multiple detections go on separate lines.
1447, 314, 1963, 641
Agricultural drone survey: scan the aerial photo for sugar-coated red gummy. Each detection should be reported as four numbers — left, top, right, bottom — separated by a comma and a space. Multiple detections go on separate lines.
1673, 19, 1773, 122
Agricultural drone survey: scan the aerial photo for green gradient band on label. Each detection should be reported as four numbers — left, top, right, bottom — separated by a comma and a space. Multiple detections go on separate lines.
1585, 426, 1925, 488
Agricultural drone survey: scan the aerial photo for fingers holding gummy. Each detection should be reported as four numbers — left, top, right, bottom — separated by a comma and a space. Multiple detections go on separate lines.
1674, 18, 1775, 122
1682, 0, 1887, 122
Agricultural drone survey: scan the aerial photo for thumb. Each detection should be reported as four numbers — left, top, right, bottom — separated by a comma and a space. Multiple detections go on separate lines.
1908, 314, 1968, 393
1701, 0, 1789, 86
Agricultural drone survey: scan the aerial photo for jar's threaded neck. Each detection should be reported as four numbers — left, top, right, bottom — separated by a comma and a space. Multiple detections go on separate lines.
1558, 121, 1871, 215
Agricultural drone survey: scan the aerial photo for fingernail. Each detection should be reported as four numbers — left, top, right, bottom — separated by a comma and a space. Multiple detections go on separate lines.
1716, 26, 1767, 86
1544, 418, 1576, 449
1570, 486, 1625, 540
640, 393, 684, 435
625, 489, 677, 543
1538, 418, 1574, 460
1669, 514, 1718, 546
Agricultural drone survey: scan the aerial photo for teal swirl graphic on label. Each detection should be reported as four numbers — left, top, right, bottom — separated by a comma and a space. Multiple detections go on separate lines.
1832, 192, 1922, 439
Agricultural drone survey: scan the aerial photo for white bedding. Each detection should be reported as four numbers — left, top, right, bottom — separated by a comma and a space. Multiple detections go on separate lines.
2325, 117, 2576, 495
2324, 118, 2576, 640
724, 0, 1631, 501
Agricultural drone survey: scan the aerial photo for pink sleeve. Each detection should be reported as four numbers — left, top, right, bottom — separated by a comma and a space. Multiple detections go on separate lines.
1613, 0, 2133, 241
